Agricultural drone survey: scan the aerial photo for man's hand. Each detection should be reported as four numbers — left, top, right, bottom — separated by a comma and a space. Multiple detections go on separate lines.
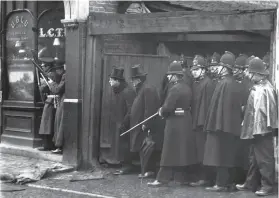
48, 78, 53, 83
158, 107, 162, 117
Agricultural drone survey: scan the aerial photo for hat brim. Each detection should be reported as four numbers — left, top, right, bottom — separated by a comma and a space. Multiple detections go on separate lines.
234, 65, 245, 69
166, 71, 184, 75
220, 62, 233, 69
109, 75, 125, 80
249, 69, 269, 76
131, 73, 147, 78
191, 65, 205, 70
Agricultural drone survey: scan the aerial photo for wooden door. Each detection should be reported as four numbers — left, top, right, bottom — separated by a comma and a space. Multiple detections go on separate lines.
100, 53, 169, 148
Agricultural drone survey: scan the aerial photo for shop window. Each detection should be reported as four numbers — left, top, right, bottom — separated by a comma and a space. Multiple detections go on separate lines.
38, 8, 65, 62
5, 11, 35, 101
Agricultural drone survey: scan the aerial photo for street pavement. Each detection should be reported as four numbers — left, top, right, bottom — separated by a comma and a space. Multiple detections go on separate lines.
1, 154, 278, 198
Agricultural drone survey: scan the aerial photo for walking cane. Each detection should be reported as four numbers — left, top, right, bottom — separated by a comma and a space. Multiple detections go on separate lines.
120, 112, 159, 137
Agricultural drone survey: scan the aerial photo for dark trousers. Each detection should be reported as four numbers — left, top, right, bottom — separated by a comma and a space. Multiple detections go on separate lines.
41, 135, 54, 149
195, 164, 216, 184
245, 134, 275, 191
215, 167, 236, 187
157, 166, 195, 183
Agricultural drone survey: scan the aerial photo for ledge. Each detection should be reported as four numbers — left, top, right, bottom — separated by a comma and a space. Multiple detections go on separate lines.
0, 143, 63, 163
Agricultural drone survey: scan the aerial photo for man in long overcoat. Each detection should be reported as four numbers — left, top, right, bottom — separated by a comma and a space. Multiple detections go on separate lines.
189, 55, 216, 187
207, 52, 221, 83
203, 51, 244, 191
107, 67, 136, 174
148, 62, 197, 187
236, 58, 278, 196
232, 54, 252, 183
49, 61, 66, 154
37, 57, 57, 151
129, 64, 161, 178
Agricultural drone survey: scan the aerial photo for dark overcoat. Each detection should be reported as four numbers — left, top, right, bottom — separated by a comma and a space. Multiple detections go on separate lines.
38, 84, 55, 135
191, 76, 216, 162
160, 81, 197, 167
130, 82, 160, 152
109, 82, 136, 162
203, 75, 243, 167
49, 73, 66, 148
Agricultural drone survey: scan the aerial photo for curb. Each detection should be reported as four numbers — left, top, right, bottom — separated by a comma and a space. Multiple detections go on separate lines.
0, 143, 63, 163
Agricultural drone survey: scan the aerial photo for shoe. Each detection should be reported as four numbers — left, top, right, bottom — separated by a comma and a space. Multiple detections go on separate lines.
147, 180, 167, 187
190, 180, 208, 187
255, 188, 273, 196
51, 148, 62, 154
37, 147, 52, 151
138, 172, 155, 179
205, 185, 228, 192
113, 167, 133, 175
236, 183, 250, 191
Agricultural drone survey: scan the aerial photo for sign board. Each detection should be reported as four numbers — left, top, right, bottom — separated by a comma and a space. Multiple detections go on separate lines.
6, 11, 35, 101
38, 9, 65, 61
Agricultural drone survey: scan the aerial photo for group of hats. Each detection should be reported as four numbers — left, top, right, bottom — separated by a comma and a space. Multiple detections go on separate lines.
108, 51, 270, 80
109, 64, 148, 80
190, 51, 269, 76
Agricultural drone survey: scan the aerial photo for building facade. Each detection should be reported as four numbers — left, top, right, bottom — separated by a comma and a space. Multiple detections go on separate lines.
0, 1, 278, 169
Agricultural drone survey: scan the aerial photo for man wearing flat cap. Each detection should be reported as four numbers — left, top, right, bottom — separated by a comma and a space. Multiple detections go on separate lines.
148, 61, 197, 187
128, 64, 160, 178
203, 51, 245, 192
107, 67, 136, 173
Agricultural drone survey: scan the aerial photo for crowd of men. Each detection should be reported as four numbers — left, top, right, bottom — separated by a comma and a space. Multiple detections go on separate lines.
107, 51, 278, 196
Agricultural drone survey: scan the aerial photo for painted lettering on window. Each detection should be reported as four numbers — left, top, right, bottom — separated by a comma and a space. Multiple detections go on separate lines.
39, 28, 64, 38
10, 16, 28, 28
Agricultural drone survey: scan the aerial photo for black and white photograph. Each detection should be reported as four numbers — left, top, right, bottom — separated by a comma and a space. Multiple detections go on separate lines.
0, 0, 278, 197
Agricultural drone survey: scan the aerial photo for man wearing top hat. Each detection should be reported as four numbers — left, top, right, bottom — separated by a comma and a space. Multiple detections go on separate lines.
148, 61, 197, 187
37, 57, 57, 151
128, 64, 161, 178
189, 55, 216, 187
203, 51, 245, 191
48, 60, 66, 154
236, 57, 278, 196
107, 67, 136, 173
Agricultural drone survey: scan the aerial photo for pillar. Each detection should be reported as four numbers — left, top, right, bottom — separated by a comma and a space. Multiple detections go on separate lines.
61, 0, 89, 168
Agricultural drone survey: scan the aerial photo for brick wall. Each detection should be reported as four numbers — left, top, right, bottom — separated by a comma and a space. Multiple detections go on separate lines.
89, 1, 118, 13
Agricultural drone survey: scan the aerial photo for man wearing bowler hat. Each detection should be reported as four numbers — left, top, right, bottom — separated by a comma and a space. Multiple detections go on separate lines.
128, 64, 160, 178
148, 61, 197, 187
107, 67, 136, 174
236, 57, 278, 196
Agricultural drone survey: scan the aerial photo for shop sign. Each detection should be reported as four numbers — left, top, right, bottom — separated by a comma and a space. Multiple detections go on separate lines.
5, 11, 35, 101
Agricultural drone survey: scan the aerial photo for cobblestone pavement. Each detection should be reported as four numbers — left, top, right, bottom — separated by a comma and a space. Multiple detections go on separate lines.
1, 154, 278, 198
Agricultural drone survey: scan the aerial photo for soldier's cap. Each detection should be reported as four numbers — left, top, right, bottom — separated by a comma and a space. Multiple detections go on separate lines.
39, 57, 54, 64
53, 60, 65, 69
